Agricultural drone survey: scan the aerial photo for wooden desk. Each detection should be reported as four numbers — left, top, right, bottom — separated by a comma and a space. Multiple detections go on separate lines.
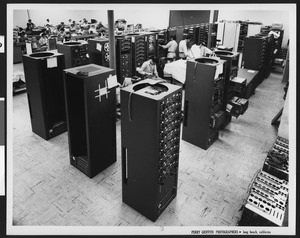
237, 68, 259, 99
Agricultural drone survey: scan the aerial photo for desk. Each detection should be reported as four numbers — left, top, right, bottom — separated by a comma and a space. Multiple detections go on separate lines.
163, 59, 187, 84
13, 42, 25, 63
71, 34, 99, 41
237, 68, 259, 99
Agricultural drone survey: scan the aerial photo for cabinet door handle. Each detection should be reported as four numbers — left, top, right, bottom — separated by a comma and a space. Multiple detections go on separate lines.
27, 94, 33, 119
122, 147, 128, 184
183, 100, 189, 127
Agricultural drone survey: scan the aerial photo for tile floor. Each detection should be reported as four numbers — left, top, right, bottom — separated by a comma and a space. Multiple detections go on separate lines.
12, 63, 286, 226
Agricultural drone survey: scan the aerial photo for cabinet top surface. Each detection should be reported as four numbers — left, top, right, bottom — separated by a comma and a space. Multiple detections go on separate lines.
121, 78, 182, 101
237, 68, 259, 80
23, 50, 63, 59
64, 64, 114, 78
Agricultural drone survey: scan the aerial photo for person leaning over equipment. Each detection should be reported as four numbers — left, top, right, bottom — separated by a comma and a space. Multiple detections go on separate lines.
138, 56, 159, 78
159, 35, 178, 61
178, 35, 191, 59
199, 42, 216, 57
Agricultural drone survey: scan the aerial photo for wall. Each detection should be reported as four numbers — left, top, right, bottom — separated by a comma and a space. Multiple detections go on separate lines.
217, 10, 290, 47
114, 9, 169, 30
169, 10, 211, 27
13, 10, 29, 28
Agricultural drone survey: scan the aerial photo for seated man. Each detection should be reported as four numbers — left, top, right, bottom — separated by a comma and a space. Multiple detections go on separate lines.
38, 33, 48, 47
64, 32, 72, 42
89, 24, 97, 34
138, 56, 159, 78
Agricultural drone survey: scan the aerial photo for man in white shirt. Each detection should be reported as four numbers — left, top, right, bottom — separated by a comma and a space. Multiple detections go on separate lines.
159, 35, 178, 61
199, 42, 214, 57
45, 19, 52, 27
139, 56, 159, 78
187, 42, 215, 60
178, 35, 191, 59
89, 25, 97, 34
38, 33, 48, 47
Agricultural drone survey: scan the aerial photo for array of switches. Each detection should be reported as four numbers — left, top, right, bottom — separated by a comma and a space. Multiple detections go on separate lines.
147, 34, 157, 57
211, 76, 225, 112
119, 38, 132, 80
263, 136, 289, 180
238, 22, 248, 52
199, 23, 209, 46
134, 35, 146, 68
158, 92, 182, 186
258, 37, 268, 70
245, 170, 288, 226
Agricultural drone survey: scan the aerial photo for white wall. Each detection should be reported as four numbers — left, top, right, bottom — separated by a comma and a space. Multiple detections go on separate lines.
218, 10, 289, 47
13, 10, 29, 28
13, 9, 169, 30
114, 9, 169, 30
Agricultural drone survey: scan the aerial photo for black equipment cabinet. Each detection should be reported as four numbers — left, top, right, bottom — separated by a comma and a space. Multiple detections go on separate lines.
121, 79, 182, 221
209, 23, 218, 48
129, 33, 146, 75
157, 29, 168, 58
88, 38, 110, 68
63, 64, 117, 178
242, 35, 272, 82
22, 51, 67, 140
116, 36, 133, 84
242, 36, 266, 70
237, 68, 260, 99
255, 33, 275, 78
57, 41, 89, 69
141, 32, 158, 60
214, 50, 240, 129
192, 25, 200, 45
167, 28, 177, 42
198, 23, 209, 46
182, 58, 226, 150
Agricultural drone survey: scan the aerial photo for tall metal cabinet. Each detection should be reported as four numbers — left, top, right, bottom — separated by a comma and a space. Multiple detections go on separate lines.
121, 79, 182, 221
63, 64, 117, 178
57, 41, 89, 69
129, 33, 146, 75
22, 51, 67, 140
115, 36, 133, 84
182, 57, 226, 150
214, 50, 241, 128
88, 38, 110, 68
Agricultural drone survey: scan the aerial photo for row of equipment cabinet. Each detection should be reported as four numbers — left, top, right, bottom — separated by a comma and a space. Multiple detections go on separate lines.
22, 29, 259, 221
22, 48, 183, 221
54, 32, 159, 85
